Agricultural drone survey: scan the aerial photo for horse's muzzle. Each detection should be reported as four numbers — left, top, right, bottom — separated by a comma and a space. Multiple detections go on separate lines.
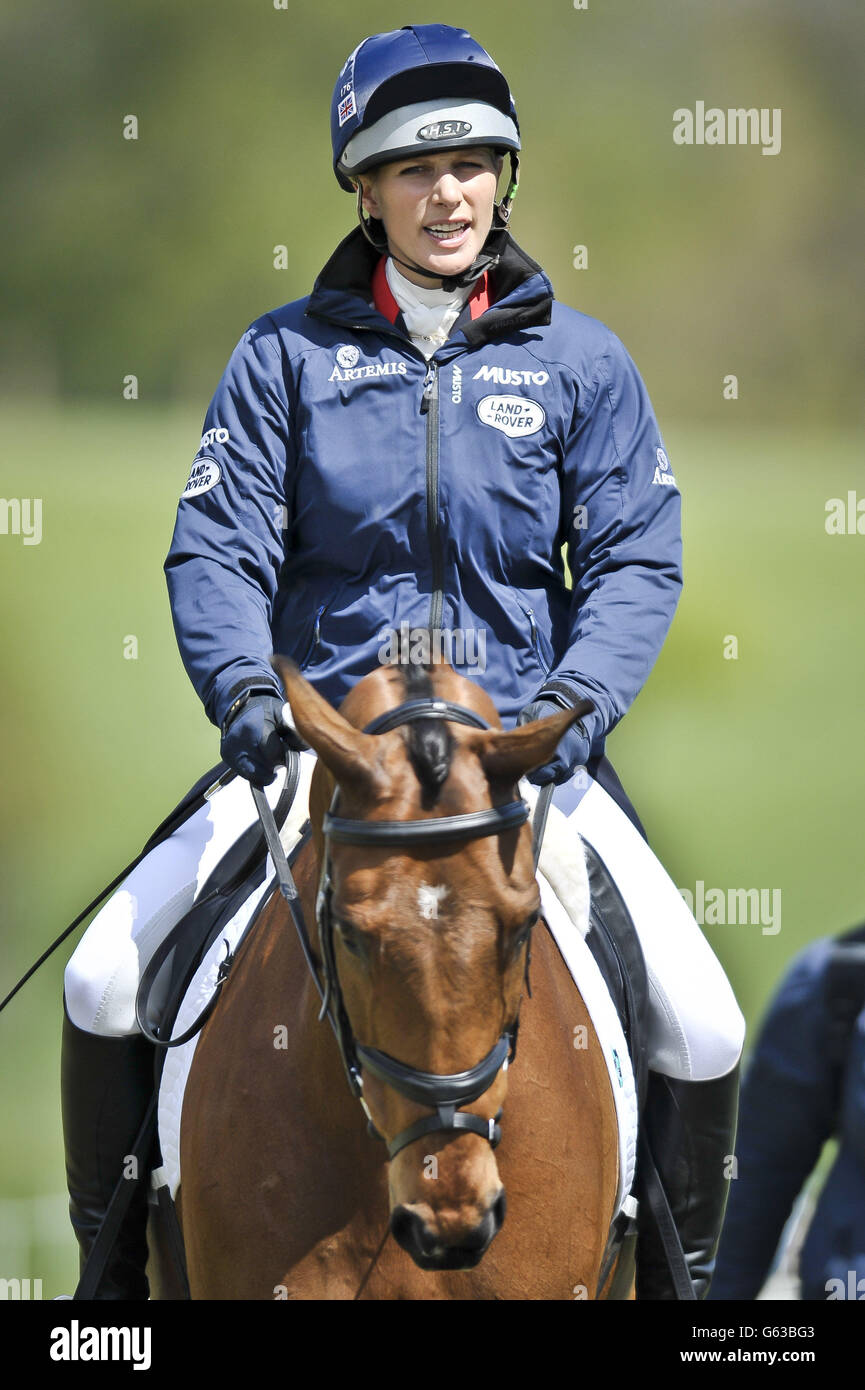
390, 1190, 507, 1271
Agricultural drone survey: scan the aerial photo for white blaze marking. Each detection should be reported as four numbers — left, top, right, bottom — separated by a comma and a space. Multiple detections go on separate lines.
418, 883, 448, 920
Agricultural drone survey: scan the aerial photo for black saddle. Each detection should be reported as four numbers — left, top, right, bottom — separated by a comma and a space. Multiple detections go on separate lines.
137, 757, 305, 1299
135, 758, 303, 1049
554, 837, 650, 1298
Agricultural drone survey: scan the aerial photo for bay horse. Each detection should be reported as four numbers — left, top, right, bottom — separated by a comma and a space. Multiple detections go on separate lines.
150, 655, 626, 1299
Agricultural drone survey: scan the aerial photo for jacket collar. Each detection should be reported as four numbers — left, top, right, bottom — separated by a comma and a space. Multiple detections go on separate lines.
371, 254, 493, 324
306, 226, 553, 345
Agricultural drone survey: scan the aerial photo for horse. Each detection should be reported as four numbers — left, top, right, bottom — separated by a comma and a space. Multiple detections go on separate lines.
147, 654, 627, 1299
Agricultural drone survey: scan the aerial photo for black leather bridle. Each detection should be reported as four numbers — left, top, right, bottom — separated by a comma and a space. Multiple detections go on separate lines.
253, 697, 552, 1162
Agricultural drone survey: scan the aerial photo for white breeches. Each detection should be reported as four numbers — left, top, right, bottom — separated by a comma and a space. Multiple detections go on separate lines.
64, 755, 744, 1081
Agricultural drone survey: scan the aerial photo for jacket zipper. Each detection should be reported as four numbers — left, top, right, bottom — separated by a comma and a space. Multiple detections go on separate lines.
518, 599, 551, 676
420, 361, 444, 633
300, 602, 328, 669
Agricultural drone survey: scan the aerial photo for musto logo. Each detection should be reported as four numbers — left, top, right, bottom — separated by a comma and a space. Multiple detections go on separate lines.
476, 395, 546, 438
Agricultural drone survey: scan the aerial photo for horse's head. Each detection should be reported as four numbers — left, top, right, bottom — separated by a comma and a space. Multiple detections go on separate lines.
273, 654, 590, 1272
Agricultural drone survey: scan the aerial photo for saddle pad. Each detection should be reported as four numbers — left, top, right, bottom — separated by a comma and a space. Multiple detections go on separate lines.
156, 779, 638, 1217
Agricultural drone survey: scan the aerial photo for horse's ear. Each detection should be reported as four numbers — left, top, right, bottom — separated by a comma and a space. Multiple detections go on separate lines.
271, 655, 388, 797
468, 701, 594, 783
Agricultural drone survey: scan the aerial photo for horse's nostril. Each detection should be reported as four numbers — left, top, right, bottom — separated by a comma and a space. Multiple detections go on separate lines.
491, 1189, 507, 1232
390, 1205, 426, 1256
391, 1196, 507, 1271
455, 1214, 495, 1252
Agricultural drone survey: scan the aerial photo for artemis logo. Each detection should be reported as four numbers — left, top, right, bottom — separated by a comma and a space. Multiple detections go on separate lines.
329, 361, 408, 383
652, 446, 677, 487
473, 365, 549, 387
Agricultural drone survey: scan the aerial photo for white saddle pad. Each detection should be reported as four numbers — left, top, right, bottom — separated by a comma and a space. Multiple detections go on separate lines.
155, 778, 638, 1218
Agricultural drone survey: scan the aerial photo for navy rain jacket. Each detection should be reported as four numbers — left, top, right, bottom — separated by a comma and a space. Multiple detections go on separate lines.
165, 228, 682, 741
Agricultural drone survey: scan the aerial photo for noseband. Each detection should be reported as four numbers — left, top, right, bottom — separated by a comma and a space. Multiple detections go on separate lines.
254, 697, 550, 1161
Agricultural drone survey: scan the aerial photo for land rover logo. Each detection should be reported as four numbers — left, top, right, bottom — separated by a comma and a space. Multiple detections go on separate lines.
477, 395, 546, 438
416, 120, 473, 142
181, 456, 221, 499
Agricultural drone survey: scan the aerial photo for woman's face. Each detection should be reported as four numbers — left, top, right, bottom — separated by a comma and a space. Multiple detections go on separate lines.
359, 147, 504, 288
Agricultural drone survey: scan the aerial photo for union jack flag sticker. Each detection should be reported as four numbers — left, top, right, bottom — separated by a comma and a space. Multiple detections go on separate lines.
338, 92, 357, 127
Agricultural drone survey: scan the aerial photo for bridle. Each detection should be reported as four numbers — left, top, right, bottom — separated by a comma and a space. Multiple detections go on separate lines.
253, 696, 552, 1162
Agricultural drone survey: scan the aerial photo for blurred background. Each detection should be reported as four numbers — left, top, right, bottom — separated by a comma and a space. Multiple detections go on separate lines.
1, 0, 863, 1297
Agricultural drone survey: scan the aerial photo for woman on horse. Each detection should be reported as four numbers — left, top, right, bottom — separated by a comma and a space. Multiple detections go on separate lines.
62, 23, 744, 1299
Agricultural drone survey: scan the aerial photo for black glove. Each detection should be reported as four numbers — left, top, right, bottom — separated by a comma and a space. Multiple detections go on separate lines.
516, 694, 592, 787
220, 689, 305, 788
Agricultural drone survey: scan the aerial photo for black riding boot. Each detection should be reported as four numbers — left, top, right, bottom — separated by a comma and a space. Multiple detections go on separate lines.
636, 1063, 740, 1299
61, 1001, 155, 1299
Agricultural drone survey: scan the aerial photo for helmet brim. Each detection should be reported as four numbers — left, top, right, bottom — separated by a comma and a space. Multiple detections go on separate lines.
338, 100, 519, 190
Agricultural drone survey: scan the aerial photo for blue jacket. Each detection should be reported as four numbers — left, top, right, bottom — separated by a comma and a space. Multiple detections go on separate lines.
709, 928, 865, 1301
165, 229, 682, 740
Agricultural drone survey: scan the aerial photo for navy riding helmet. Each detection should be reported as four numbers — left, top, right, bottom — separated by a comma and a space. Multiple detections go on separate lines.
330, 24, 522, 289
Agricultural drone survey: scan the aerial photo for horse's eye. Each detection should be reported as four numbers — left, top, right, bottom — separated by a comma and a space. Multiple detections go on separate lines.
337, 921, 363, 956
514, 911, 539, 950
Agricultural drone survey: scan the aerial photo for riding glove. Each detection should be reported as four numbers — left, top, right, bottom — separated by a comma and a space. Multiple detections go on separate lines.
516, 691, 592, 786
220, 689, 306, 787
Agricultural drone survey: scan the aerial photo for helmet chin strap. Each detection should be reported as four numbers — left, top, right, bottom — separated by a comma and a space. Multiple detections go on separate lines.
355, 151, 519, 294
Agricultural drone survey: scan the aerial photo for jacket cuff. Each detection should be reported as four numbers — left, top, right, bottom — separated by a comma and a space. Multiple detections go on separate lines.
220, 684, 284, 736
214, 675, 283, 732
534, 678, 603, 746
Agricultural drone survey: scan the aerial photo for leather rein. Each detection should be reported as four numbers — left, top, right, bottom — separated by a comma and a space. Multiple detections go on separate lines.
253, 697, 553, 1162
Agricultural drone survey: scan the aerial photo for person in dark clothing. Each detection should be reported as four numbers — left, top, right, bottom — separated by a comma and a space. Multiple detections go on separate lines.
709, 923, 865, 1301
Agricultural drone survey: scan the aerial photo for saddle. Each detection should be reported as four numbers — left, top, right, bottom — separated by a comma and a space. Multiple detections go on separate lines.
73, 758, 302, 1300
579, 842, 650, 1296
135, 758, 302, 1047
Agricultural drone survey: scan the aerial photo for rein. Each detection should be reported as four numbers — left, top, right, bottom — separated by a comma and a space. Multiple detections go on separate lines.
257, 698, 553, 1161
